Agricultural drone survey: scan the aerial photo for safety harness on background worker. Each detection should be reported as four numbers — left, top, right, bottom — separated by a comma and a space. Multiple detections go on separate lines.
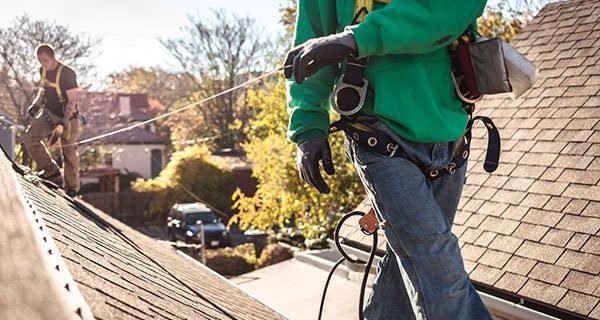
37, 63, 78, 144
329, 0, 501, 181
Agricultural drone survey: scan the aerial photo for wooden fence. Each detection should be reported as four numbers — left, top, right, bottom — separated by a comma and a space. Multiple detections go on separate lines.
82, 191, 152, 226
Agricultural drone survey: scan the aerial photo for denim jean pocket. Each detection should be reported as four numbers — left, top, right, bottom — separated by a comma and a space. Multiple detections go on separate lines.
352, 141, 389, 166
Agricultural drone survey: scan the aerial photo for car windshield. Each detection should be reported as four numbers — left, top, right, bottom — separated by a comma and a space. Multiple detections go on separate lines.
184, 211, 218, 225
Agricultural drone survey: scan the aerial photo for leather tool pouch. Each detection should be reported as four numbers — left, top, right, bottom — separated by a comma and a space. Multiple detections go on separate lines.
454, 37, 538, 101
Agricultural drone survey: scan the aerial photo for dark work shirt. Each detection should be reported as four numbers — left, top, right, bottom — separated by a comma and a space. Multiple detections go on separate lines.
39, 64, 78, 118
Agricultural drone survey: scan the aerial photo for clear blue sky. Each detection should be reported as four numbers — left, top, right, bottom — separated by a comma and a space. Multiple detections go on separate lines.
0, 0, 288, 81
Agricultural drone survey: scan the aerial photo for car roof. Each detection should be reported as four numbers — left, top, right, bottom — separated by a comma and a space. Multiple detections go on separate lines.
174, 202, 213, 214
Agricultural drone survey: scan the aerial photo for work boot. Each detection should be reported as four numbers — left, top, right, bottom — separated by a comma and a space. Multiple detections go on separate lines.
65, 189, 79, 198
36, 169, 63, 185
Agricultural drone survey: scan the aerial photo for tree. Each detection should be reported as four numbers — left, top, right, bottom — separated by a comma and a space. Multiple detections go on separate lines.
477, 0, 551, 42
280, 0, 298, 39
106, 67, 197, 111
132, 145, 235, 223
0, 15, 99, 125
161, 10, 278, 150
231, 77, 365, 242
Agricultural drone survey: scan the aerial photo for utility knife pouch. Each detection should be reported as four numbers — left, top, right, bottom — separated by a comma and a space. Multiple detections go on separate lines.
467, 37, 538, 99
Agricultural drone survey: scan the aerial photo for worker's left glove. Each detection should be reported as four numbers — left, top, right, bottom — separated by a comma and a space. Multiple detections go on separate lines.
284, 30, 358, 84
296, 136, 335, 194
47, 124, 64, 146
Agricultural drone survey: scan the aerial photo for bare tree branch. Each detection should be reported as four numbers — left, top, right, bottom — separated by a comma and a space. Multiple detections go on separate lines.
0, 14, 99, 125
160, 9, 280, 149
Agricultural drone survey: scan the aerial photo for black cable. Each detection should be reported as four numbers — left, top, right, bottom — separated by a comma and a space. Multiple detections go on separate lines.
319, 211, 378, 320
318, 257, 345, 320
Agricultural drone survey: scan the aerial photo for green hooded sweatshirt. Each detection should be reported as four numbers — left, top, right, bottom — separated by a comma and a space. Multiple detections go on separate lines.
287, 0, 487, 144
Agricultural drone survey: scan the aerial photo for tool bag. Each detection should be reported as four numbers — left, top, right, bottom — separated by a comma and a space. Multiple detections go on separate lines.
452, 35, 538, 103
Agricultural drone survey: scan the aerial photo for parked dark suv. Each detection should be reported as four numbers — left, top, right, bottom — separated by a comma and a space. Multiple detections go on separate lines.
167, 203, 232, 248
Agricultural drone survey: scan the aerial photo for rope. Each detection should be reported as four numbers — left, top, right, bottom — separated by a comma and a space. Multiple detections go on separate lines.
54, 66, 283, 148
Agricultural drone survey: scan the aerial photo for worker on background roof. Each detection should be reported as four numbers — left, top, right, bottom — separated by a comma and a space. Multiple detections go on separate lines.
285, 0, 492, 319
24, 43, 81, 197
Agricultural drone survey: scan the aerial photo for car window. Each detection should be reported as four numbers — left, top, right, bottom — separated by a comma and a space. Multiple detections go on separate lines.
184, 211, 218, 225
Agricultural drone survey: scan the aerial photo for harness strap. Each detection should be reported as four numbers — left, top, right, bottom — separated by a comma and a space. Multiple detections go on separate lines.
330, 115, 501, 180
40, 64, 65, 103
466, 116, 501, 173
354, 0, 392, 23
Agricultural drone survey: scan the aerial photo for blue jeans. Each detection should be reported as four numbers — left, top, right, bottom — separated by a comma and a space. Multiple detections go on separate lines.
345, 121, 492, 320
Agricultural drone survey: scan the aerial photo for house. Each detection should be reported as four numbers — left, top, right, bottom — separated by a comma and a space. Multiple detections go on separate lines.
331, 0, 600, 319
0, 113, 21, 160
0, 144, 284, 319
78, 92, 169, 180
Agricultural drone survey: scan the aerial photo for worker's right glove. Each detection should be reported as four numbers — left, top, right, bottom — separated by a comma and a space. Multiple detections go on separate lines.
284, 30, 358, 84
47, 124, 64, 146
296, 136, 335, 194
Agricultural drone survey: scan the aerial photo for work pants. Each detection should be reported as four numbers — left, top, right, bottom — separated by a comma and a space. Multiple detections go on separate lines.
345, 120, 492, 320
24, 110, 80, 192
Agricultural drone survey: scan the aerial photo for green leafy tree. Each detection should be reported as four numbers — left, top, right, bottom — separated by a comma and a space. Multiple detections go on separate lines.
231, 77, 365, 242
280, 0, 298, 39
132, 145, 234, 223
478, 0, 551, 42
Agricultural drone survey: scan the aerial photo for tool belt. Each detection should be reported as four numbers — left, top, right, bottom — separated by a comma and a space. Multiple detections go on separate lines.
329, 112, 500, 180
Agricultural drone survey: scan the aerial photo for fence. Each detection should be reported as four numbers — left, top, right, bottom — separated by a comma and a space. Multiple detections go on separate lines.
82, 191, 152, 226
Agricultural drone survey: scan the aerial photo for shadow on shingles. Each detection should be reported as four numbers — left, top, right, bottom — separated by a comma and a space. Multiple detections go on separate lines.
58, 190, 143, 252
11, 156, 142, 251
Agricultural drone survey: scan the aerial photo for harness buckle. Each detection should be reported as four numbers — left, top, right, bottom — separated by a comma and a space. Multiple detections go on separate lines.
386, 143, 398, 158
446, 162, 457, 174
331, 76, 369, 116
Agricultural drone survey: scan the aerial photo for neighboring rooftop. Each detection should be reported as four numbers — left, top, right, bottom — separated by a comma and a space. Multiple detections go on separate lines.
78, 91, 168, 145
0, 148, 283, 319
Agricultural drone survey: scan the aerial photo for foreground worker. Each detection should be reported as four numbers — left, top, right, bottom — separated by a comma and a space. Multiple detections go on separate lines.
24, 44, 81, 197
285, 0, 492, 319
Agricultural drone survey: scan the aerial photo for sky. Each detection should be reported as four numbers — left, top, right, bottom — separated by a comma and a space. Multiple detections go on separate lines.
0, 0, 289, 82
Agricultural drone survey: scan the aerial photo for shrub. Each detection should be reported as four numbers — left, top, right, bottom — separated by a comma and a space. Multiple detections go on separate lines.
256, 243, 293, 269
205, 244, 257, 276
132, 145, 234, 223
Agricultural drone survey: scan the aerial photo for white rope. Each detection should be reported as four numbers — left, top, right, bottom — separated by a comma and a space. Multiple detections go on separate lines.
73, 67, 283, 146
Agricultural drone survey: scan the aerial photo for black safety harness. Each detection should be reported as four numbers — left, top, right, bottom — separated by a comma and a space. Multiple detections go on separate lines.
328, 2, 501, 180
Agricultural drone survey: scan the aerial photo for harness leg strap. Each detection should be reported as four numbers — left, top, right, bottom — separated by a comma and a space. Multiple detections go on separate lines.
466, 116, 501, 173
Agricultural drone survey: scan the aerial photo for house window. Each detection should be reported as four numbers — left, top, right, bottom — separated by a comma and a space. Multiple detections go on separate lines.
151, 149, 162, 178
119, 96, 131, 117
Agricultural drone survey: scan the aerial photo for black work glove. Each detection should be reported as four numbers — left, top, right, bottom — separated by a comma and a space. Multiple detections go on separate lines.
284, 30, 358, 84
296, 136, 335, 194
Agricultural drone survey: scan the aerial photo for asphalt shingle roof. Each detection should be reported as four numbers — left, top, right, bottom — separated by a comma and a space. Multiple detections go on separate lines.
0, 150, 283, 319
458, 0, 600, 318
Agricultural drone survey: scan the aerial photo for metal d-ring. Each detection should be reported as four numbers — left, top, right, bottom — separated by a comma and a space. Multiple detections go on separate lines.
367, 137, 378, 147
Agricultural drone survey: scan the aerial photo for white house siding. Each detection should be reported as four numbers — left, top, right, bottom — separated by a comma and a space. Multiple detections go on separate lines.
108, 144, 166, 179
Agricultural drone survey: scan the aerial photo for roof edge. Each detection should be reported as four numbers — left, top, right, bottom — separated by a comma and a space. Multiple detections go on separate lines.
176, 250, 287, 319
0, 149, 94, 320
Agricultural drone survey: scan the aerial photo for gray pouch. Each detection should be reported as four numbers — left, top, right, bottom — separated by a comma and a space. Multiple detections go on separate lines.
469, 38, 538, 99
